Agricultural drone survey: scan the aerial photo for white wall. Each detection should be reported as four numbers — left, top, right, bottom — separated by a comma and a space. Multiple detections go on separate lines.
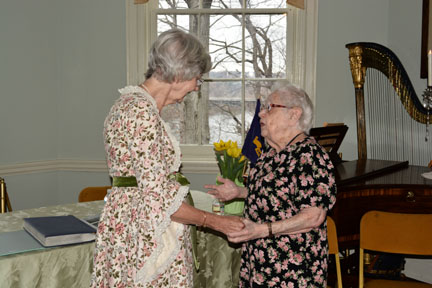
0, 0, 427, 209
315, 0, 426, 161
56, 1, 126, 160
388, 0, 424, 98
0, 0, 126, 209
0, 0, 59, 164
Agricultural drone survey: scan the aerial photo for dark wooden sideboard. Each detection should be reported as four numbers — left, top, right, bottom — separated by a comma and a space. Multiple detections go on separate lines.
330, 159, 432, 250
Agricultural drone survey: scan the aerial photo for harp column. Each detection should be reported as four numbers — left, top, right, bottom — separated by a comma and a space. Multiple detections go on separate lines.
348, 45, 367, 160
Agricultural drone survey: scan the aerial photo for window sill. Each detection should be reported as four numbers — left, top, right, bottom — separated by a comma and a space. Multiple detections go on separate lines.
180, 145, 218, 174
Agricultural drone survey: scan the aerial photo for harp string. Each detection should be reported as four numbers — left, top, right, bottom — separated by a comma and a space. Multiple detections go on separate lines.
364, 68, 432, 166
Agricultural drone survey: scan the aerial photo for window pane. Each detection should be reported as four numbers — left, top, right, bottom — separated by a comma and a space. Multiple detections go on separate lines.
158, 0, 287, 9
155, 5, 292, 146
244, 14, 286, 78
245, 80, 272, 133
209, 14, 243, 78
245, 80, 272, 102
160, 101, 184, 143
209, 81, 242, 144
157, 15, 190, 32
158, 0, 190, 9
204, 0, 242, 9
246, 0, 286, 9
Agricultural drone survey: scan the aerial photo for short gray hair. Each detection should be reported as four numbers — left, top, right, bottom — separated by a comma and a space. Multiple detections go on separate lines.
145, 28, 212, 82
271, 81, 314, 133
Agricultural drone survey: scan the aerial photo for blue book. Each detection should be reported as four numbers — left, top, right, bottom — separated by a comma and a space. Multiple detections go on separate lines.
23, 215, 97, 247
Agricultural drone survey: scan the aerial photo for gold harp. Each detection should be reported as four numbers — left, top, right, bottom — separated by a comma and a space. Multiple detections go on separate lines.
346, 42, 432, 166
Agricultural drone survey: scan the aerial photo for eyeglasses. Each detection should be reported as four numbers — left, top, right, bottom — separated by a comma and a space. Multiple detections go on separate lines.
262, 103, 291, 112
196, 79, 204, 87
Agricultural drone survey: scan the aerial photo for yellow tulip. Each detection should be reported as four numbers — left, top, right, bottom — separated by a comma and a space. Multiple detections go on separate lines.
229, 141, 238, 149
214, 139, 246, 183
226, 140, 232, 149
226, 147, 234, 157
213, 140, 226, 151
227, 147, 241, 158
234, 147, 242, 158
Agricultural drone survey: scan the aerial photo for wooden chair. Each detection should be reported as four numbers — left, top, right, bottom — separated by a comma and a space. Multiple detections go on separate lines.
327, 216, 343, 288
78, 186, 111, 202
359, 211, 432, 288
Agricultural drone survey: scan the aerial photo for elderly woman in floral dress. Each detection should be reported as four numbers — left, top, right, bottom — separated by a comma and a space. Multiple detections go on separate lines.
90, 28, 244, 288
205, 81, 337, 287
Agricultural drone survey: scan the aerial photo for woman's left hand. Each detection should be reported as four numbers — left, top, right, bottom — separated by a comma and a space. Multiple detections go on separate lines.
204, 176, 243, 202
227, 218, 267, 243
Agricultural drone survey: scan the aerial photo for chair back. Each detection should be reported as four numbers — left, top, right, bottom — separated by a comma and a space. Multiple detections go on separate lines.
359, 211, 432, 287
327, 216, 343, 288
360, 211, 432, 255
78, 186, 111, 202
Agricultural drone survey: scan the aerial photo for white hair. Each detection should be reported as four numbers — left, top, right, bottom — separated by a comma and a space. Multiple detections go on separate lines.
271, 81, 314, 133
145, 28, 212, 83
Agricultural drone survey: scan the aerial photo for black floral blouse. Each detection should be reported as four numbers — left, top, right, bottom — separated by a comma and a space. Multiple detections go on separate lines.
239, 136, 337, 288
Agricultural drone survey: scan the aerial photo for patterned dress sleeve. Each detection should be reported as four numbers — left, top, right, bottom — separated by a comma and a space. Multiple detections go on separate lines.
124, 96, 189, 283
294, 142, 337, 212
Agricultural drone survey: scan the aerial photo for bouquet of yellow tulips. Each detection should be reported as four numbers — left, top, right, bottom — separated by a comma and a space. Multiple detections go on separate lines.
213, 140, 246, 183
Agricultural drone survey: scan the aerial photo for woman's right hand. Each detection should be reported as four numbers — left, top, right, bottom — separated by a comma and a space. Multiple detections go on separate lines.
204, 176, 243, 202
207, 214, 245, 235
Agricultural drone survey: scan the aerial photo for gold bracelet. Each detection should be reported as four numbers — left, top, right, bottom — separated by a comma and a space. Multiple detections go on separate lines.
267, 222, 273, 237
201, 211, 207, 228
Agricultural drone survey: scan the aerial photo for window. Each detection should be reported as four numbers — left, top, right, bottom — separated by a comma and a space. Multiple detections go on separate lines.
126, 0, 317, 172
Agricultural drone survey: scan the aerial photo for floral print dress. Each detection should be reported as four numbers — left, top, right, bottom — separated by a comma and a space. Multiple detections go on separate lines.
91, 86, 192, 288
239, 136, 337, 288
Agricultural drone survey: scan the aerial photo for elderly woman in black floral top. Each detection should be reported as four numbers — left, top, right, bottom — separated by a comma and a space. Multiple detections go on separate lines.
205, 81, 337, 287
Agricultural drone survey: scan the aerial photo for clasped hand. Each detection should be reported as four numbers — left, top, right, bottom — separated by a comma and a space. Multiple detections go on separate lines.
215, 215, 245, 235
226, 218, 263, 243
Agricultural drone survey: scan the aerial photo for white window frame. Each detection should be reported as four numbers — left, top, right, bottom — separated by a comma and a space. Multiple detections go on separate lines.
125, 0, 318, 174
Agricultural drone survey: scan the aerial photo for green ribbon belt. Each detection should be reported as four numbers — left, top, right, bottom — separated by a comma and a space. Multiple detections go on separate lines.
112, 176, 138, 187
111, 174, 200, 271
